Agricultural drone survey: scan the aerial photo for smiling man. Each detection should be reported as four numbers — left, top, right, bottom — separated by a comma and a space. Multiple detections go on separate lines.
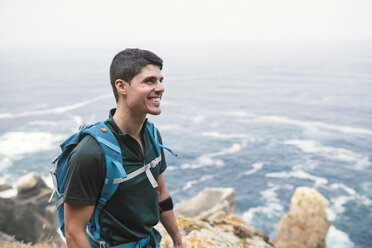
63, 49, 183, 248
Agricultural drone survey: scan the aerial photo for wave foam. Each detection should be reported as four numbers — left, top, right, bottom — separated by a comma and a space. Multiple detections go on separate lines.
0, 174, 16, 198
0, 132, 63, 156
329, 191, 372, 216
158, 124, 181, 131
182, 175, 213, 191
183, 180, 198, 191
0, 94, 111, 119
256, 115, 372, 135
243, 203, 283, 224
0, 187, 17, 198
27, 115, 84, 131
181, 143, 244, 169
202, 131, 254, 140
329, 183, 356, 195
28, 120, 61, 126
0, 131, 63, 170
243, 183, 283, 224
330, 196, 354, 214
326, 225, 355, 248
327, 182, 372, 217
244, 162, 264, 176
284, 139, 370, 170
326, 208, 337, 222
191, 115, 206, 123
266, 169, 328, 187
0, 157, 13, 170
200, 175, 213, 181
222, 111, 253, 117
42, 175, 53, 189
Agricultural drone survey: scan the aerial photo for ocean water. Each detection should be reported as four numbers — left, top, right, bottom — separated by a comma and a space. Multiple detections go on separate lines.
0, 42, 371, 247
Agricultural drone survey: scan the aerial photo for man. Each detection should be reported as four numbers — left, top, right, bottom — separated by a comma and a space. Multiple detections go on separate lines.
63, 48, 183, 248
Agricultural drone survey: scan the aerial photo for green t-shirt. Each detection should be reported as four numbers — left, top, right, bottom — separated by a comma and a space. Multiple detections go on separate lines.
64, 109, 167, 246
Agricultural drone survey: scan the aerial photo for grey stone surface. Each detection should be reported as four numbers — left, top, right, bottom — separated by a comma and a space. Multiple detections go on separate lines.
0, 172, 62, 245
17, 172, 48, 198
0, 230, 16, 242
175, 187, 236, 219
0, 184, 12, 192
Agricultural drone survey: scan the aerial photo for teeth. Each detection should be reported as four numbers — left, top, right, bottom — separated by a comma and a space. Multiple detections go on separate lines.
151, 98, 160, 102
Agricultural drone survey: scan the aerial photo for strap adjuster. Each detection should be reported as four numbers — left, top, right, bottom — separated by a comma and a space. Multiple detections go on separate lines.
98, 197, 107, 207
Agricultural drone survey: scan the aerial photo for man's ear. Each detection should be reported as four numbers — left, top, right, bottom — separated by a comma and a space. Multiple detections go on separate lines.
115, 79, 129, 96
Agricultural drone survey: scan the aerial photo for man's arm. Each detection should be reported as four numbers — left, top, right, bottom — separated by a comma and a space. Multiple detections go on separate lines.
157, 174, 183, 248
64, 203, 95, 248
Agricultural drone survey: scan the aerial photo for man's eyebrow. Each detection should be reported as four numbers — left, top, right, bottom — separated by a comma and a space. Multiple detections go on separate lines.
143, 76, 164, 82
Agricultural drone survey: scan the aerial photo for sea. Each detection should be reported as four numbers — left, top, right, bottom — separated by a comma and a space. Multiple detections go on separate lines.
0, 42, 371, 248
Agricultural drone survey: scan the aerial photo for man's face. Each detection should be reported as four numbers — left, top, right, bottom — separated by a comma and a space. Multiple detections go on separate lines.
126, 64, 164, 116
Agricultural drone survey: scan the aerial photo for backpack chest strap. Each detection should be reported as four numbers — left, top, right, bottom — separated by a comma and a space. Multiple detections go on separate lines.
112, 156, 161, 188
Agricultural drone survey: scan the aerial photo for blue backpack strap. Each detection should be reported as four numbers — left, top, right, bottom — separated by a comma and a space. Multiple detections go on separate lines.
82, 121, 172, 248
146, 121, 177, 157
82, 122, 127, 243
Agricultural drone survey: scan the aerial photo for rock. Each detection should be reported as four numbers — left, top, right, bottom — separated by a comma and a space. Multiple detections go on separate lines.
175, 187, 236, 219
0, 230, 16, 242
272, 187, 331, 248
15, 173, 57, 226
0, 184, 12, 192
44, 205, 58, 228
0, 172, 62, 246
17, 172, 48, 198
156, 211, 273, 248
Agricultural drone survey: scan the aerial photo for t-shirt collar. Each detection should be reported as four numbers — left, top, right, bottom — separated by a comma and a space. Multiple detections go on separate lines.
107, 108, 148, 137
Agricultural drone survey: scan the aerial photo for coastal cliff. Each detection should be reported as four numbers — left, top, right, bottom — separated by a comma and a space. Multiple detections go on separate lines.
0, 173, 331, 247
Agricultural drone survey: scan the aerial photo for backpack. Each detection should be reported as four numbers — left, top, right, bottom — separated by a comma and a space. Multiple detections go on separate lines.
49, 121, 176, 247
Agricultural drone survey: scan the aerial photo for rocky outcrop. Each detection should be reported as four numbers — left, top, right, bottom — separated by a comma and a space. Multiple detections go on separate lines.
160, 187, 272, 247
175, 187, 236, 219
0, 184, 12, 192
17, 172, 48, 198
272, 186, 331, 248
0, 173, 62, 246
156, 211, 273, 248
0, 174, 330, 248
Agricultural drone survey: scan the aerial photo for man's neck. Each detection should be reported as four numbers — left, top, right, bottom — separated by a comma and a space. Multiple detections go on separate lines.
113, 105, 146, 140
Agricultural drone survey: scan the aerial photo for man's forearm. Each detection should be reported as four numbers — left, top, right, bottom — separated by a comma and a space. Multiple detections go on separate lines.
65, 229, 91, 248
157, 175, 183, 247
160, 210, 183, 247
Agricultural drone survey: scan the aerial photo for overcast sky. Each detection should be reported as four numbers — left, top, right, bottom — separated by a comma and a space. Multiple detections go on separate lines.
0, 0, 371, 48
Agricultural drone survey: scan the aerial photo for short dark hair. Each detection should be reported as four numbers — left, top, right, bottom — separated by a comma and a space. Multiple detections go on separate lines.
110, 48, 163, 102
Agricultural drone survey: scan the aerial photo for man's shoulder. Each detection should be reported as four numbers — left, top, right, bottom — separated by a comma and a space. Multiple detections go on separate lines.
77, 134, 101, 151
69, 134, 104, 164
65, 134, 106, 205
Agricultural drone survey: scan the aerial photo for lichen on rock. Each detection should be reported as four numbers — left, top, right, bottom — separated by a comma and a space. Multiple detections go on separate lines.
156, 211, 273, 248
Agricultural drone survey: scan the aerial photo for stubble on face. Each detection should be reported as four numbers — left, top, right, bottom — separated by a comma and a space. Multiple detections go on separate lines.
127, 64, 164, 117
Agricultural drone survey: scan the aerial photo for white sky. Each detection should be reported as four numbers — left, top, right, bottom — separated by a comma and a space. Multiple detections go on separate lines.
0, 0, 371, 47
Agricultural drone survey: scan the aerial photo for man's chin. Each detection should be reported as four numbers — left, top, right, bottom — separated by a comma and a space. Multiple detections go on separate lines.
148, 109, 162, 116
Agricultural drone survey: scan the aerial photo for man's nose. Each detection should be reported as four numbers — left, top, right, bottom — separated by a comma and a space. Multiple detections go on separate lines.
155, 81, 165, 93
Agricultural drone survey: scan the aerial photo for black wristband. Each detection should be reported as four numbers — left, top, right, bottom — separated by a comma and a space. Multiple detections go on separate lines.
159, 197, 173, 213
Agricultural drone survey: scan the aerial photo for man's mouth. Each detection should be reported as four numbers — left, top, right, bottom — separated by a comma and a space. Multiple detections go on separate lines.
148, 97, 161, 103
